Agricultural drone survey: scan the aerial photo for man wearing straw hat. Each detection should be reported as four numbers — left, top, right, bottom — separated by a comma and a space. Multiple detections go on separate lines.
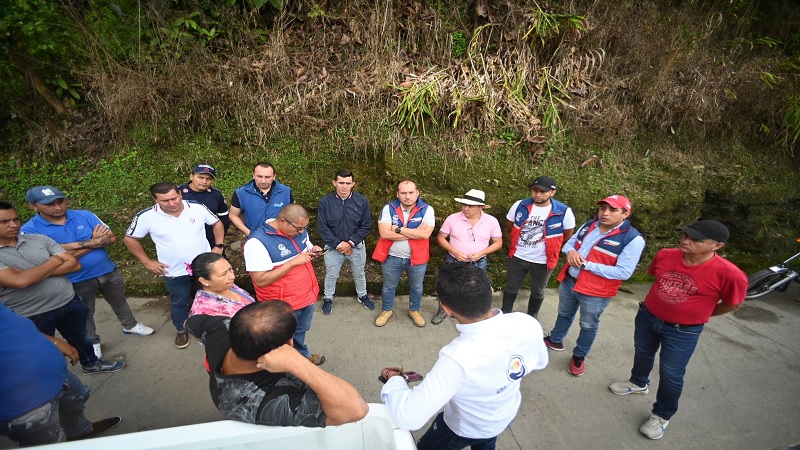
431, 189, 503, 325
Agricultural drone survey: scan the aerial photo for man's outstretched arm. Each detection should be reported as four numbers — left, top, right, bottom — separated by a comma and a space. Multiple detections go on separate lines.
257, 344, 368, 426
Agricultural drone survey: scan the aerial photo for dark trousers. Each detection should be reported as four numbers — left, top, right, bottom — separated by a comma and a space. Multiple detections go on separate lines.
630, 303, 704, 420
501, 256, 553, 318
416, 412, 498, 450
28, 295, 98, 367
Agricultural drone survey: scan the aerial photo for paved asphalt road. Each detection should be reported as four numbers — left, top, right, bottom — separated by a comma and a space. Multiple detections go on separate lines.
2, 282, 799, 449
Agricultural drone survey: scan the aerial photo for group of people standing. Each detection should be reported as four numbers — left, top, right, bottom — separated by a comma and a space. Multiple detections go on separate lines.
0, 161, 748, 448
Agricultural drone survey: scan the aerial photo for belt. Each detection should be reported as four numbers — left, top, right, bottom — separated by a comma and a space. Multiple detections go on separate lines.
640, 303, 704, 328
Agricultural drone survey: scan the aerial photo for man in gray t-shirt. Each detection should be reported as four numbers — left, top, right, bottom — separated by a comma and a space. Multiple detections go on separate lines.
0, 202, 125, 375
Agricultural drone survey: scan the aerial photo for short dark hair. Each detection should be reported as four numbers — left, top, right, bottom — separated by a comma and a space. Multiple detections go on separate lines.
436, 264, 492, 319
150, 182, 178, 197
277, 203, 309, 222
333, 170, 354, 181
229, 301, 296, 360
254, 162, 275, 172
0, 202, 14, 211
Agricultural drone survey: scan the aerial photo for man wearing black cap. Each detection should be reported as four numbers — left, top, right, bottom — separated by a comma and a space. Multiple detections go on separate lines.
502, 176, 575, 318
178, 164, 230, 250
609, 220, 747, 440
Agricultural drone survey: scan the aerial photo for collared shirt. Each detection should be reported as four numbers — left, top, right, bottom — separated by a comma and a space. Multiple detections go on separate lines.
125, 201, 218, 277
21, 210, 117, 283
563, 222, 645, 280
0, 234, 74, 316
381, 310, 548, 438
178, 184, 230, 247
439, 211, 502, 257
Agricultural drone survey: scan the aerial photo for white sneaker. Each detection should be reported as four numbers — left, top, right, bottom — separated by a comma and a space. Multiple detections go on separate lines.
123, 323, 154, 336
609, 380, 649, 395
640, 414, 669, 440
93, 343, 103, 359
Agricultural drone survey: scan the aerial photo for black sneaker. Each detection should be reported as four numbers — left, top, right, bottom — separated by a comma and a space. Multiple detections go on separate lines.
67, 417, 122, 441
82, 359, 126, 375
431, 305, 447, 325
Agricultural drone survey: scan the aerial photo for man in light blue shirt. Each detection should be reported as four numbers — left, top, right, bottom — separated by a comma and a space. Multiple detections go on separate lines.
21, 186, 153, 360
542, 195, 645, 377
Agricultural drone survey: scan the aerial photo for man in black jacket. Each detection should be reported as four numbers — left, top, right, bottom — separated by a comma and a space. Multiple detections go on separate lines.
316, 170, 374, 315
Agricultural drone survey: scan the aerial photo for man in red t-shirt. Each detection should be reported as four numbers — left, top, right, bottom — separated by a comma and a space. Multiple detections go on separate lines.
608, 220, 747, 440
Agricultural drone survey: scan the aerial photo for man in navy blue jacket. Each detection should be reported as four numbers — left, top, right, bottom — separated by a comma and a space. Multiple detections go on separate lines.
317, 170, 374, 315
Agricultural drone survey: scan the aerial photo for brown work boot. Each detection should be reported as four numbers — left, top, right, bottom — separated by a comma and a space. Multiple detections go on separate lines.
175, 331, 189, 349
408, 310, 426, 327
375, 310, 394, 327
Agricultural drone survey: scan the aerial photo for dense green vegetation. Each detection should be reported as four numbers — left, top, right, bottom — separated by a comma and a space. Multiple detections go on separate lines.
1, 0, 799, 294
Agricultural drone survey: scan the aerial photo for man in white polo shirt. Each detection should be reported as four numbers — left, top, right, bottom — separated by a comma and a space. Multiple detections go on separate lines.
124, 182, 224, 349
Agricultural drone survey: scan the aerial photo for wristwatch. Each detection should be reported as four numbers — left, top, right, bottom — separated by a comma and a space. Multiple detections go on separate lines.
394, 226, 402, 233
213, 243, 226, 249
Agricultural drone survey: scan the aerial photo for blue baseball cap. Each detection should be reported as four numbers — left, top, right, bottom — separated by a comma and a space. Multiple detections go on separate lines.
192, 164, 216, 177
26, 186, 66, 205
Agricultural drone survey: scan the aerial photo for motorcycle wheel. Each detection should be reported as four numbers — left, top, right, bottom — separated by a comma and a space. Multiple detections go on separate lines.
745, 269, 789, 299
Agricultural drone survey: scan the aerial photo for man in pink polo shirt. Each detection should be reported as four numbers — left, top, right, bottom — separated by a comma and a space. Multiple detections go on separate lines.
431, 189, 503, 324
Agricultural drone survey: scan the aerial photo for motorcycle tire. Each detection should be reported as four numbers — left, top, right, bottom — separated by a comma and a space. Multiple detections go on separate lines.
745, 269, 789, 299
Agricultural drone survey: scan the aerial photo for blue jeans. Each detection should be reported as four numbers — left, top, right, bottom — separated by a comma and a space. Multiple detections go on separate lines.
163, 275, 192, 331
0, 371, 92, 446
630, 303, 704, 420
72, 268, 137, 344
502, 256, 554, 317
28, 296, 98, 367
380, 255, 427, 311
323, 244, 368, 299
293, 304, 315, 358
548, 276, 612, 358
444, 253, 487, 271
416, 412, 497, 450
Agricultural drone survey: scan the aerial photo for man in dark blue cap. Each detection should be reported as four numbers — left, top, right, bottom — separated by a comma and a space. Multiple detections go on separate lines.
178, 164, 230, 251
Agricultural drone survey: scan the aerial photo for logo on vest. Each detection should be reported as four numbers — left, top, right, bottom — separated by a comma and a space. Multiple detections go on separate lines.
409, 217, 422, 223
515, 212, 523, 221
602, 239, 620, 247
278, 243, 292, 258
548, 223, 562, 229
506, 355, 527, 381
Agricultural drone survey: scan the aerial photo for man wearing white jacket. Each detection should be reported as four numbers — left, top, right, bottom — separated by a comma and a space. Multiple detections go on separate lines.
380, 263, 548, 450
